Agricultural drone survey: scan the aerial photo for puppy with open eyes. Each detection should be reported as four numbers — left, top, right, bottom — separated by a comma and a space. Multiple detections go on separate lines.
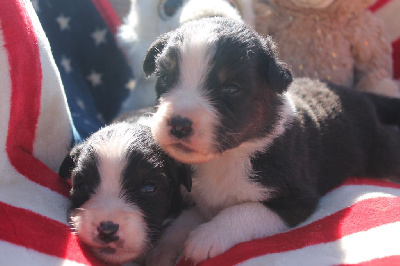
117, 0, 254, 112
58, 120, 191, 264
142, 17, 400, 265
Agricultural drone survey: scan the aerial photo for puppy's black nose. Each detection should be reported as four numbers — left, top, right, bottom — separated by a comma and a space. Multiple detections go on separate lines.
97, 221, 119, 243
169, 116, 193, 139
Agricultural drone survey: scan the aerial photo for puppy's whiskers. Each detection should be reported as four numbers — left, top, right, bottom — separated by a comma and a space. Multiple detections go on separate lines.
216, 125, 241, 151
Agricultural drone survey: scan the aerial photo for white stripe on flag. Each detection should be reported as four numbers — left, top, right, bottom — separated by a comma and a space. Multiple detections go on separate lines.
23, 0, 72, 172
298, 184, 400, 228
0, 171, 70, 225
240, 222, 400, 266
0, 240, 87, 266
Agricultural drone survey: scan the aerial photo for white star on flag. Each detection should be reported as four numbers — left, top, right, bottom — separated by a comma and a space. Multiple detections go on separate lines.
92, 28, 108, 46
125, 79, 136, 91
76, 99, 85, 111
56, 14, 71, 31
97, 113, 105, 122
87, 71, 102, 87
61, 56, 72, 73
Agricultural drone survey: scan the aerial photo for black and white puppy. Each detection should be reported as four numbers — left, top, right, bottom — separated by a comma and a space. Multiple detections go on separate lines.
142, 17, 400, 264
59, 121, 191, 264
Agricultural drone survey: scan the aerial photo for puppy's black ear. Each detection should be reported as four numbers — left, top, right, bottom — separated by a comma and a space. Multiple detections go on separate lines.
58, 144, 83, 179
177, 163, 192, 192
166, 157, 192, 192
267, 59, 293, 94
259, 36, 293, 94
143, 33, 171, 77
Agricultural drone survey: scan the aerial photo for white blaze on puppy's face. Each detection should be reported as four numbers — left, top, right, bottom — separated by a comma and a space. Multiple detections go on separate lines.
149, 17, 294, 165
151, 26, 220, 164
70, 135, 149, 264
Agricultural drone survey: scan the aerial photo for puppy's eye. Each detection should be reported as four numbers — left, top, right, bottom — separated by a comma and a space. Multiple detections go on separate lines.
158, 0, 183, 19
74, 183, 90, 193
140, 183, 158, 193
228, 0, 239, 9
222, 84, 240, 95
160, 74, 171, 83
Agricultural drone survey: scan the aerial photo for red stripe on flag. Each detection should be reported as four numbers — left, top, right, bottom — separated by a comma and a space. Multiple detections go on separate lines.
340, 177, 400, 190
368, 0, 392, 12
1, 0, 69, 197
392, 38, 400, 79
339, 255, 400, 266
0, 202, 105, 265
178, 196, 400, 266
92, 0, 122, 35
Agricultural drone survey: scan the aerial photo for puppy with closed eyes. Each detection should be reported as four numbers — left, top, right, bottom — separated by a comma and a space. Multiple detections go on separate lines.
59, 121, 191, 264
142, 17, 400, 264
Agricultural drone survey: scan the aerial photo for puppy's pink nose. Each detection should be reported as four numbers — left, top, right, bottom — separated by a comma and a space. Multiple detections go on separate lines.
169, 116, 193, 139
97, 221, 119, 243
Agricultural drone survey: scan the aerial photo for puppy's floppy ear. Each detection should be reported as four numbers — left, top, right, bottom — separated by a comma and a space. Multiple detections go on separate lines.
259, 36, 293, 94
143, 32, 171, 77
176, 163, 192, 192
267, 59, 292, 94
58, 144, 83, 179
165, 157, 192, 192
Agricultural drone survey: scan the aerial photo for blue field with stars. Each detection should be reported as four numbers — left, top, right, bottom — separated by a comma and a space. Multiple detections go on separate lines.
31, 0, 134, 141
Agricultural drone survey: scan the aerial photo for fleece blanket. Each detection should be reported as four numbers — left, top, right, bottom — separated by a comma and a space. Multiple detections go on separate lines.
0, 0, 400, 265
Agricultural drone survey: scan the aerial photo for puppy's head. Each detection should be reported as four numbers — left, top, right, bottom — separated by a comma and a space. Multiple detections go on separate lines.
59, 122, 191, 264
144, 17, 292, 164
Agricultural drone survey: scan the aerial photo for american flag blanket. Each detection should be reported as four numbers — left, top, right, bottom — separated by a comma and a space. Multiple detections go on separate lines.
0, 0, 399, 265
31, 0, 132, 140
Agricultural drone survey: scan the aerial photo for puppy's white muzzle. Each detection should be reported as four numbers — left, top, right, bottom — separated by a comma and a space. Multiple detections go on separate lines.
152, 93, 219, 164
70, 198, 148, 264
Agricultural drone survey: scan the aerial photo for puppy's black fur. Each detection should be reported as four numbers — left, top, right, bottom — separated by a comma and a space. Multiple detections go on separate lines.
257, 79, 400, 226
144, 17, 400, 228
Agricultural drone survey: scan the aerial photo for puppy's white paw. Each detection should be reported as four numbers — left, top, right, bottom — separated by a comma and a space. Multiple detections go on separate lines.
182, 203, 289, 264
183, 221, 234, 264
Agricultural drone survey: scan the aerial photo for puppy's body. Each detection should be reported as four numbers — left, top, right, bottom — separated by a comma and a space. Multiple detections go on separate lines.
59, 121, 191, 264
143, 17, 400, 264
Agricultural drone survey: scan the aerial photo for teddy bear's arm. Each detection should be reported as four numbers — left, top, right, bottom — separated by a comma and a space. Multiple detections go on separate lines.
254, 0, 281, 35
351, 11, 399, 97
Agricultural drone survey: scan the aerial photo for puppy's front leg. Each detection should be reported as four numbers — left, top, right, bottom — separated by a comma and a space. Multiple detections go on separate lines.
146, 207, 205, 266
183, 202, 289, 264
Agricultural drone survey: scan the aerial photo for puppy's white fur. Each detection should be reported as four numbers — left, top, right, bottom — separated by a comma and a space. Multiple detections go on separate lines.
148, 95, 295, 265
191, 95, 295, 218
70, 135, 149, 264
184, 202, 289, 263
145, 16, 299, 262
117, 0, 254, 112
151, 28, 220, 163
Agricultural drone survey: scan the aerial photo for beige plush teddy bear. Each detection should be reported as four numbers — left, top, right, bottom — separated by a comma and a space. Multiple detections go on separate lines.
254, 0, 400, 97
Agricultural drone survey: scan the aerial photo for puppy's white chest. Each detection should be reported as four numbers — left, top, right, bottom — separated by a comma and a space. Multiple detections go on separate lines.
191, 152, 272, 219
